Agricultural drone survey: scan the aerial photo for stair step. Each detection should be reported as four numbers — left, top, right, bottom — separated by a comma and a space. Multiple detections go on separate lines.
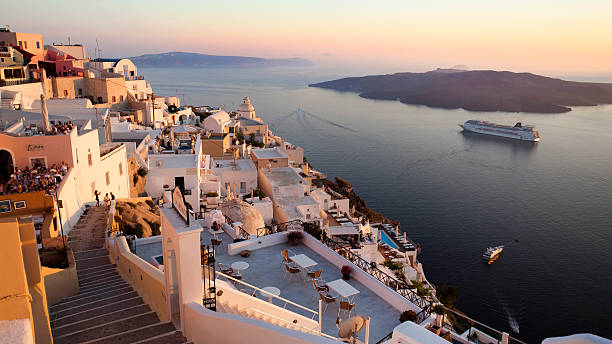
76, 256, 111, 270
54, 311, 159, 344
61, 280, 129, 302
78, 265, 117, 279
52, 303, 150, 336
131, 331, 187, 344
78, 270, 120, 285
83, 321, 176, 344
51, 285, 133, 313
74, 248, 109, 260
79, 275, 126, 291
51, 291, 139, 317
76, 263, 116, 275
51, 296, 144, 327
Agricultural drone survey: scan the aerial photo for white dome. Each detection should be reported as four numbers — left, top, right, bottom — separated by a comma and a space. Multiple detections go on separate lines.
219, 199, 265, 236
237, 97, 256, 119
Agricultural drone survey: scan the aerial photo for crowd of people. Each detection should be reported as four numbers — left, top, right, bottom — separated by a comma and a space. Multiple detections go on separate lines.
49, 121, 74, 135
0, 162, 70, 195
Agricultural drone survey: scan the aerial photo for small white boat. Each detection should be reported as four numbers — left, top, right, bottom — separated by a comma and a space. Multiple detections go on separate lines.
482, 245, 504, 263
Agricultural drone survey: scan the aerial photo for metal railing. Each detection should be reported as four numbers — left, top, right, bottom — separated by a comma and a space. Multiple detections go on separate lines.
255, 220, 303, 237
246, 307, 337, 340
215, 271, 320, 321
321, 235, 432, 311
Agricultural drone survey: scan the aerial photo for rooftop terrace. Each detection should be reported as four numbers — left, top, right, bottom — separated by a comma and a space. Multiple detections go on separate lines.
134, 229, 401, 342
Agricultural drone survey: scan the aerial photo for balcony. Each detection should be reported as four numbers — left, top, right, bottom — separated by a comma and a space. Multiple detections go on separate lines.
125, 75, 145, 81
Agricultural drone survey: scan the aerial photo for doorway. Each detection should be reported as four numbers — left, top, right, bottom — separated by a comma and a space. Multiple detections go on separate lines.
0, 150, 13, 184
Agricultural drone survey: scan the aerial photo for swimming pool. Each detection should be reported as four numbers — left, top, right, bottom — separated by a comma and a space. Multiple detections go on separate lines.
380, 230, 399, 250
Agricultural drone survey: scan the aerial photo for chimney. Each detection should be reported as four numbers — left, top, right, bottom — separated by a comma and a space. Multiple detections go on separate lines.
40, 94, 50, 134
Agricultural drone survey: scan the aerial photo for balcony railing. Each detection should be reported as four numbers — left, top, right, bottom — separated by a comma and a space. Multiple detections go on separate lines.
0, 78, 39, 87
125, 75, 144, 81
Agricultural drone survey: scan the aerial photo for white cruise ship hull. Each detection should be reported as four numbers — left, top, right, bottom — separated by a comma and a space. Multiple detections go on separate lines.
460, 122, 540, 142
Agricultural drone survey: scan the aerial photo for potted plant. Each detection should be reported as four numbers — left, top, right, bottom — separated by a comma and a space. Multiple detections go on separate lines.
287, 231, 303, 246
341, 265, 352, 280
432, 303, 446, 327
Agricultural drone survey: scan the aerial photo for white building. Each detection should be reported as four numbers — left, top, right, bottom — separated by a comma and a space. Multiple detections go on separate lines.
145, 136, 202, 212
236, 96, 261, 121
258, 167, 321, 224
201, 110, 233, 134
211, 158, 257, 198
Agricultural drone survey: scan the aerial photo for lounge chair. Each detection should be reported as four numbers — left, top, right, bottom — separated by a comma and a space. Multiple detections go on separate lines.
307, 269, 322, 280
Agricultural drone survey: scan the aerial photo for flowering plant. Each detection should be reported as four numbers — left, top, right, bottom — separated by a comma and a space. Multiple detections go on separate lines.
341, 265, 351, 275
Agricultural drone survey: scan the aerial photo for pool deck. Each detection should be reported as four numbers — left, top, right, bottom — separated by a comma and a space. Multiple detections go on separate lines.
135, 229, 401, 341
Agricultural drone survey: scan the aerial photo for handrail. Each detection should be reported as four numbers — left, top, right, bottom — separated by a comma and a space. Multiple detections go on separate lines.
246, 307, 337, 340
443, 306, 527, 344
215, 271, 318, 317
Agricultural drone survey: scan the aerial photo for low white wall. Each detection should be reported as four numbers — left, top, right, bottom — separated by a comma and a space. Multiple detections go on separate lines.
215, 279, 318, 334
184, 302, 339, 344
223, 223, 237, 240
302, 233, 421, 313
227, 232, 289, 256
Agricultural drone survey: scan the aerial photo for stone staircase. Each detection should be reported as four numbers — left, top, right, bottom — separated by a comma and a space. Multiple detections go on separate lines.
51, 205, 190, 344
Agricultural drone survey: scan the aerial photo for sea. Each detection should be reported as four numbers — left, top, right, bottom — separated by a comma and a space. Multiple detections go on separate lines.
140, 66, 612, 343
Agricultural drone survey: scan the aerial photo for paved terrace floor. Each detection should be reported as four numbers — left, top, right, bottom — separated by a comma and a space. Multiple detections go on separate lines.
135, 230, 401, 342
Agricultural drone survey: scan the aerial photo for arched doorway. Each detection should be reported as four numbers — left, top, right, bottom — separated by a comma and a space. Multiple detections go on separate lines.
0, 150, 13, 184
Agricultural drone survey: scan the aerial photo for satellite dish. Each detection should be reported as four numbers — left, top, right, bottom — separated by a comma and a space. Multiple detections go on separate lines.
168, 105, 178, 113
338, 315, 366, 343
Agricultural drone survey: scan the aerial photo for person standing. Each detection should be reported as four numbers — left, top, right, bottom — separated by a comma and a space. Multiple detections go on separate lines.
110, 192, 115, 201
103, 193, 111, 209
95, 190, 101, 206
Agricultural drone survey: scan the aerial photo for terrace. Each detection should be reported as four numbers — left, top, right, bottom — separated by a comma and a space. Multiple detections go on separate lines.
134, 228, 404, 342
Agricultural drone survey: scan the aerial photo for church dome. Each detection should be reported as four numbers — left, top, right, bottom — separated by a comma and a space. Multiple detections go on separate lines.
237, 97, 256, 116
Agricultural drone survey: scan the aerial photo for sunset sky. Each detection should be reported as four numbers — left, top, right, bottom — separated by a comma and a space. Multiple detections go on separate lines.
6, 0, 612, 75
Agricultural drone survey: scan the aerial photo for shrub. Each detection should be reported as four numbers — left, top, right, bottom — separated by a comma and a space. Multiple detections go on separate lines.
400, 310, 417, 323
137, 167, 148, 177
437, 285, 460, 307
287, 231, 303, 245
242, 188, 265, 200
383, 259, 404, 271
206, 191, 219, 197
303, 221, 325, 239
432, 304, 446, 315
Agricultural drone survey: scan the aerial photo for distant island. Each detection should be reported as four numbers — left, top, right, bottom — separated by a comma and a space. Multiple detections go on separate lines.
129, 51, 313, 68
309, 69, 612, 113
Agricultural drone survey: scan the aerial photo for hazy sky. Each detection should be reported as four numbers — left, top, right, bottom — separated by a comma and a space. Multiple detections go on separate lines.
5, 0, 612, 75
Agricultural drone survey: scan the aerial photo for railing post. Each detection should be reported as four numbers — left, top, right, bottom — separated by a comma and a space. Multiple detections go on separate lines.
364, 316, 370, 344
318, 299, 322, 335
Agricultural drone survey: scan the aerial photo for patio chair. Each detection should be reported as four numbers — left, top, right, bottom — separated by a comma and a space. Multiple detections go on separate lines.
280, 249, 297, 269
338, 300, 355, 318
318, 291, 336, 312
307, 268, 322, 280
312, 278, 329, 300
217, 263, 233, 276
284, 263, 301, 281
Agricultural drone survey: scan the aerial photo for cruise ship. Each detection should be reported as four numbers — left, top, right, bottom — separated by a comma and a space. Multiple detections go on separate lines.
482, 245, 504, 262
460, 120, 540, 142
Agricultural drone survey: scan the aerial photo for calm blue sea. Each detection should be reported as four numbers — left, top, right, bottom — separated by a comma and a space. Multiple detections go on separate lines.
141, 66, 612, 343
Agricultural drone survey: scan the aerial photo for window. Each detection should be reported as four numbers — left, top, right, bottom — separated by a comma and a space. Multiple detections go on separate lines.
63, 66, 66, 70
97, 97, 102, 103
78, 88, 82, 95
88, 153, 92, 166
105, 172, 110, 185
63, 90, 68, 96
24, 41, 27, 49
30, 157, 46, 169
119, 95, 124, 102
119, 163, 123, 175
0, 58, 3, 63
240, 182, 246, 194
18, 41, 22, 47
36, 41, 40, 49
112, 96, 116, 102
133, 85, 137, 90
